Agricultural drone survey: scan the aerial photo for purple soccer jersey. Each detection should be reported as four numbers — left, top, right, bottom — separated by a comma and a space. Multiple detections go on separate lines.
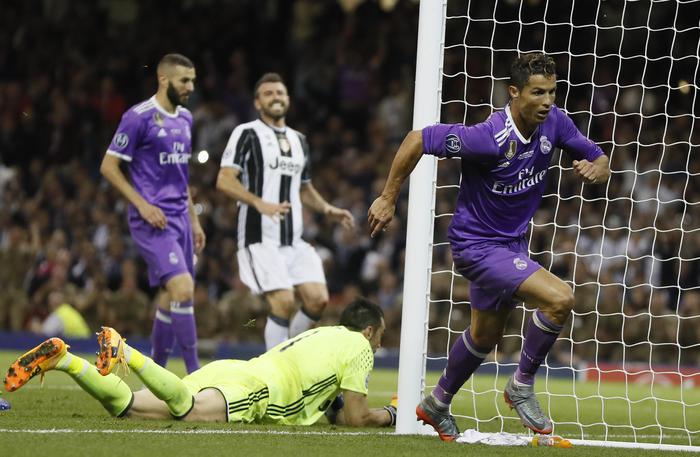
106, 96, 194, 286
423, 104, 604, 310
107, 96, 193, 218
422, 104, 604, 247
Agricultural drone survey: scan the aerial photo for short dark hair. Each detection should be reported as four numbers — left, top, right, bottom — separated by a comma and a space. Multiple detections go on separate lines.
510, 52, 556, 90
158, 53, 194, 70
339, 297, 384, 331
254, 72, 285, 97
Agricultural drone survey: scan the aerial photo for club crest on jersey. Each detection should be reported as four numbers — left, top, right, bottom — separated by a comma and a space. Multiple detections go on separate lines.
505, 140, 517, 160
278, 137, 291, 153
540, 136, 552, 155
112, 133, 129, 149
153, 112, 164, 127
513, 257, 527, 271
445, 134, 461, 153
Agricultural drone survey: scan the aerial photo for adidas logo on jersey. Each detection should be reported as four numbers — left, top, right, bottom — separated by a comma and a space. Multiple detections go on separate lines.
157, 128, 167, 137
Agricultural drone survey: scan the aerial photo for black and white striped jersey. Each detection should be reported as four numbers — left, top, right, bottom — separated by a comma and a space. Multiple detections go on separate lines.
220, 119, 311, 249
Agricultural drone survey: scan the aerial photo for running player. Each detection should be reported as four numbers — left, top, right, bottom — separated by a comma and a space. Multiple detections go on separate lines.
368, 52, 610, 440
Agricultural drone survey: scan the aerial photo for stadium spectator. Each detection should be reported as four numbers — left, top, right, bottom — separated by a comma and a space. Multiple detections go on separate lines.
368, 53, 611, 440
5, 298, 396, 428
29, 290, 90, 338
99, 53, 205, 373
216, 72, 355, 350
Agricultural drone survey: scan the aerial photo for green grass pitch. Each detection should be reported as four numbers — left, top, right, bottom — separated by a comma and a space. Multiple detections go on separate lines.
0, 350, 697, 456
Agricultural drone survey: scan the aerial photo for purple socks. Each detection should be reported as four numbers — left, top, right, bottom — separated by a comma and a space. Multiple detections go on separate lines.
432, 328, 493, 405
170, 300, 200, 374
515, 309, 563, 386
151, 308, 174, 367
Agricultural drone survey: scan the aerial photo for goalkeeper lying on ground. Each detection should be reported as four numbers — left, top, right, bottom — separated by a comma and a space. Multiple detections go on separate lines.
4, 298, 395, 427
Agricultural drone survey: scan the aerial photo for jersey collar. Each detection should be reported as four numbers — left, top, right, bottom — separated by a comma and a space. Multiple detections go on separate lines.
258, 118, 287, 133
505, 103, 533, 144
151, 96, 181, 118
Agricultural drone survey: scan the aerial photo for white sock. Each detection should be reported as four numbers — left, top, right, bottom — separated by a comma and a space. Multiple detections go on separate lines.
289, 307, 320, 338
264, 315, 289, 350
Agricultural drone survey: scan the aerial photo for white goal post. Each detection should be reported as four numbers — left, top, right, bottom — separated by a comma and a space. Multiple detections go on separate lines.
396, 0, 700, 452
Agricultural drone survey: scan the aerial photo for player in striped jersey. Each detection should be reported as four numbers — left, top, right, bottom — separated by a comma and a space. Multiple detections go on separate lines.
99, 54, 204, 373
4, 298, 396, 427
369, 53, 611, 440
216, 73, 355, 350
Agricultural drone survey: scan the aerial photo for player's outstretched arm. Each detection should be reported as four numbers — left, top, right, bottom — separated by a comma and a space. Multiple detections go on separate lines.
368, 130, 423, 237
100, 154, 167, 229
573, 154, 610, 184
335, 390, 394, 427
216, 167, 291, 219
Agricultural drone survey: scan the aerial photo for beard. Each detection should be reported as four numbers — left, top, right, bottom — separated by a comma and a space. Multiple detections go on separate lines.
166, 82, 186, 107
262, 101, 288, 120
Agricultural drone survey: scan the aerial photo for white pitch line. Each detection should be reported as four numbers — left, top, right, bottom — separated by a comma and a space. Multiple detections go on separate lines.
0, 428, 695, 441
0, 428, 392, 436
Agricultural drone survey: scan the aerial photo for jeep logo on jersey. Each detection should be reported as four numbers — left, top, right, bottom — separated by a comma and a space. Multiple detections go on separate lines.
112, 133, 129, 149
540, 136, 552, 154
445, 134, 461, 153
269, 157, 302, 175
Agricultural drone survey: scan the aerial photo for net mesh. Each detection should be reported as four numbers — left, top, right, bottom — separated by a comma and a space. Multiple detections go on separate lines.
424, 0, 700, 446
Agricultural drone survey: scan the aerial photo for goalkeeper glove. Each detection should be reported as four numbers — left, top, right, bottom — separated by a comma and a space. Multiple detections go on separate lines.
383, 404, 397, 426
324, 394, 344, 425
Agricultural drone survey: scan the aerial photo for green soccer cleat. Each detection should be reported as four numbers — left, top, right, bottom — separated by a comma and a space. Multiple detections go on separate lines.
96, 327, 128, 376
4, 338, 68, 392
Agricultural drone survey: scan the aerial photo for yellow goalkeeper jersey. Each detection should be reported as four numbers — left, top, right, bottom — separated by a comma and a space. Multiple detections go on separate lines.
249, 325, 374, 425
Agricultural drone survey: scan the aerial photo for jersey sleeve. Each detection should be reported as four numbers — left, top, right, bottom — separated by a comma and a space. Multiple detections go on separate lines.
106, 110, 145, 162
421, 122, 500, 162
299, 133, 312, 184
339, 342, 374, 395
553, 107, 604, 162
221, 126, 251, 171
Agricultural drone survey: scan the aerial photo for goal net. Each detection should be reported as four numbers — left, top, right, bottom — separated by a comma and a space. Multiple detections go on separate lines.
397, 0, 700, 451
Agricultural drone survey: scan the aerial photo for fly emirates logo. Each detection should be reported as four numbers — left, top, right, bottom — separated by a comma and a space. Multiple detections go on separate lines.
159, 142, 190, 165
491, 166, 547, 195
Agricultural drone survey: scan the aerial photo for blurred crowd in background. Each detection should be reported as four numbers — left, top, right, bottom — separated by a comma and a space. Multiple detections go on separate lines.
0, 0, 698, 366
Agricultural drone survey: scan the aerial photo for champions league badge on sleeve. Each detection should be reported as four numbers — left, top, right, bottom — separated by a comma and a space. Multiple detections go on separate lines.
445, 134, 461, 154
112, 133, 129, 150
540, 136, 552, 154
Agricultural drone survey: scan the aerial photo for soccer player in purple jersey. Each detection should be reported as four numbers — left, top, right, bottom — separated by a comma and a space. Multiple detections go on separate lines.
368, 53, 610, 440
100, 54, 205, 374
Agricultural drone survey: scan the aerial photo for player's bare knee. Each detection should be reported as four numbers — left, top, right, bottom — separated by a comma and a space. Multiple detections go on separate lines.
545, 286, 574, 322
268, 294, 296, 319
170, 287, 194, 303
304, 294, 328, 316
167, 277, 195, 303
471, 331, 500, 349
